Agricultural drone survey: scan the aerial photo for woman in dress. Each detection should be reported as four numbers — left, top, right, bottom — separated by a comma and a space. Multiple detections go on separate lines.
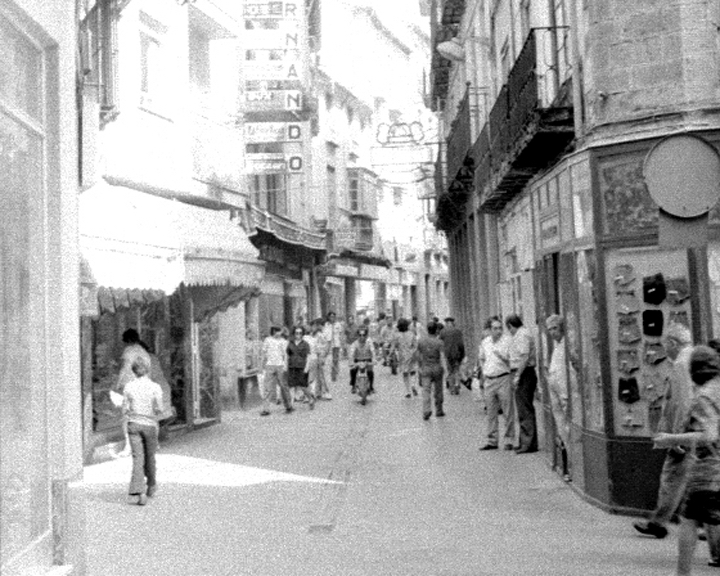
286, 325, 314, 409
393, 318, 418, 398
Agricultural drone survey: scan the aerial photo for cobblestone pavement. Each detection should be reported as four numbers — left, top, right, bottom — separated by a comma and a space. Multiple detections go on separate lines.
84, 362, 716, 575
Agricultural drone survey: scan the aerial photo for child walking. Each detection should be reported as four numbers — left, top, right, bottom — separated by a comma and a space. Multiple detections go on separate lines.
123, 357, 163, 506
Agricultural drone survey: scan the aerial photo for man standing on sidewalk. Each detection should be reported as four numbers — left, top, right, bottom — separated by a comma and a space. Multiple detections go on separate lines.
478, 316, 515, 450
260, 326, 291, 415
323, 311, 344, 383
506, 314, 538, 454
633, 322, 694, 538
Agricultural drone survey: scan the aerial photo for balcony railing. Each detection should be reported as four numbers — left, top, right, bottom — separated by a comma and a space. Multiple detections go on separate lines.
446, 84, 472, 184
476, 27, 575, 212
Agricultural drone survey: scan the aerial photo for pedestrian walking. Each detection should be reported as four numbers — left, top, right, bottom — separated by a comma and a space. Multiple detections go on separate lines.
506, 314, 538, 454
323, 311, 343, 383
260, 327, 291, 415
478, 316, 515, 450
287, 326, 315, 409
122, 356, 163, 506
439, 316, 465, 394
414, 321, 447, 421
654, 345, 720, 575
392, 318, 419, 398
348, 326, 375, 394
309, 318, 332, 400
112, 329, 152, 458
545, 314, 572, 480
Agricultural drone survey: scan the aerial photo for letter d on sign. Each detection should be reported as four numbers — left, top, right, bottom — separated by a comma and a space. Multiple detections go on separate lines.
288, 124, 302, 140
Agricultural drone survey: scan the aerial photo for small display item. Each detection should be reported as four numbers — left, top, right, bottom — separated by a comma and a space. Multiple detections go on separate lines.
642, 309, 664, 337
643, 273, 667, 305
644, 340, 667, 365
620, 407, 645, 429
618, 349, 641, 373
618, 377, 640, 404
666, 277, 690, 305
617, 293, 641, 315
669, 310, 690, 327
613, 264, 636, 286
642, 367, 669, 403
618, 317, 642, 344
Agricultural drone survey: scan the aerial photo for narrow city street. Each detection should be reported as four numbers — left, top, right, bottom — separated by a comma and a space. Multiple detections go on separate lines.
82, 363, 705, 576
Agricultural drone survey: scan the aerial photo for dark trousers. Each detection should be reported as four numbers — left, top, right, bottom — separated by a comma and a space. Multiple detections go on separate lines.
350, 366, 374, 390
127, 421, 158, 495
515, 366, 538, 451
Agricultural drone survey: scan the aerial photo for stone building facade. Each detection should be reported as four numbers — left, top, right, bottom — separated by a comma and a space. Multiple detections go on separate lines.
432, 0, 720, 513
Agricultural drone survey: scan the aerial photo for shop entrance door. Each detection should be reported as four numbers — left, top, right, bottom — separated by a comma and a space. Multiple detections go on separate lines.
191, 317, 219, 423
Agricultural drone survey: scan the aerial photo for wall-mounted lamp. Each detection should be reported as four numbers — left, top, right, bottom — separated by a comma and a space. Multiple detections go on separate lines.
436, 37, 465, 62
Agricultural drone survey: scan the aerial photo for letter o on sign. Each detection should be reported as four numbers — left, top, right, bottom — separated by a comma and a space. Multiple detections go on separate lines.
288, 156, 303, 171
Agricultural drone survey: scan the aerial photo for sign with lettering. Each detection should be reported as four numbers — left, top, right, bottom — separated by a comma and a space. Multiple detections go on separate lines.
245, 123, 302, 143
244, 2, 300, 18
243, 90, 302, 112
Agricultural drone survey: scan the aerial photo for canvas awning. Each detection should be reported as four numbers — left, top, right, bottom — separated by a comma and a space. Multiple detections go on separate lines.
80, 181, 185, 296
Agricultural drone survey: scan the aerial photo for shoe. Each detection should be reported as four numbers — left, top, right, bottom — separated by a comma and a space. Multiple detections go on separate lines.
708, 560, 720, 567
351, 387, 357, 394
699, 529, 708, 541
436, 411, 445, 417
309, 397, 315, 410
127, 493, 147, 506
260, 410, 271, 416
323, 393, 332, 400
147, 485, 157, 498
405, 394, 411, 398
633, 521, 667, 539
563, 474, 572, 483
285, 407, 295, 413
515, 447, 538, 454
479, 444, 498, 451
423, 412, 432, 420
412, 387, 418, 396
504, 444, 516, 450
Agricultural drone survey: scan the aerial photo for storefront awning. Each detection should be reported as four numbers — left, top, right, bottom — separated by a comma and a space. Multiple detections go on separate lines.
80, 181, 185, 295
176, 200, 264, 288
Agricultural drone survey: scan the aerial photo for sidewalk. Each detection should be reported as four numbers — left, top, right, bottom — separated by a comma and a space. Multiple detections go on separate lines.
83, 365, 714, 575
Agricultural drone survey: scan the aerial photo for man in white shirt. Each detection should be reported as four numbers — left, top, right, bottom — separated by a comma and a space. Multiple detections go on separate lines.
478, 316, 515, 450
546, 314, 571, 481
260, 326, 291, 415
506, 314, 538, 454
323, 311, 344, 382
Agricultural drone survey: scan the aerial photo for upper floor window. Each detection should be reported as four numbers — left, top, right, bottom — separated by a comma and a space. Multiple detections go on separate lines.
79, 0, 119, 123
347, 169, 379, 218
250, 173, 287, 217
139, 12, 169, 112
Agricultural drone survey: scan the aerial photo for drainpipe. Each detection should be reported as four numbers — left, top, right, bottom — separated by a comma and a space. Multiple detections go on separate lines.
547, 0, 561, 102
568, 0, 585, 138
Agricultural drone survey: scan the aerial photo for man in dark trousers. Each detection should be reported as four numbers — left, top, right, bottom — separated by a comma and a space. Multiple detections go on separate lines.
439, 317, 465, 395
506, 314, 538, 454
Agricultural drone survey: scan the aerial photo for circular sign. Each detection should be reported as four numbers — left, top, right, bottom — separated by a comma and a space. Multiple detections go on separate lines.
643, 134, 720, 218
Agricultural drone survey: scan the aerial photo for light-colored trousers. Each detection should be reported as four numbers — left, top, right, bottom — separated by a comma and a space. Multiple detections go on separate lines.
484, 373, 515, 446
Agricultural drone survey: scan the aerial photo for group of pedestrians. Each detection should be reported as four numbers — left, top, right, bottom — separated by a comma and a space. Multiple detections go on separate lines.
629, 323, 720, 575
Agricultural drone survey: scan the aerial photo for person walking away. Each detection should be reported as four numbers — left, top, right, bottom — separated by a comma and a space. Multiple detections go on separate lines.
259, 327, 291, 415
393, 318, 419, 398
323, 311, 343, 383
112, 329, 152, 458
506, 314, 539, 454
379, 316, 396, 367
440, 317, 465, 395
312, 318, 331, 400
414, 321, 447, 420
349, 327, 375, 394
654, 345, 720, 575
345, 315, 359, 360
478, 316, 515, 450
545, 314, 572, 480
410, 315, 426, 339
287, 326, 314, 409
123, 356, 163, 505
